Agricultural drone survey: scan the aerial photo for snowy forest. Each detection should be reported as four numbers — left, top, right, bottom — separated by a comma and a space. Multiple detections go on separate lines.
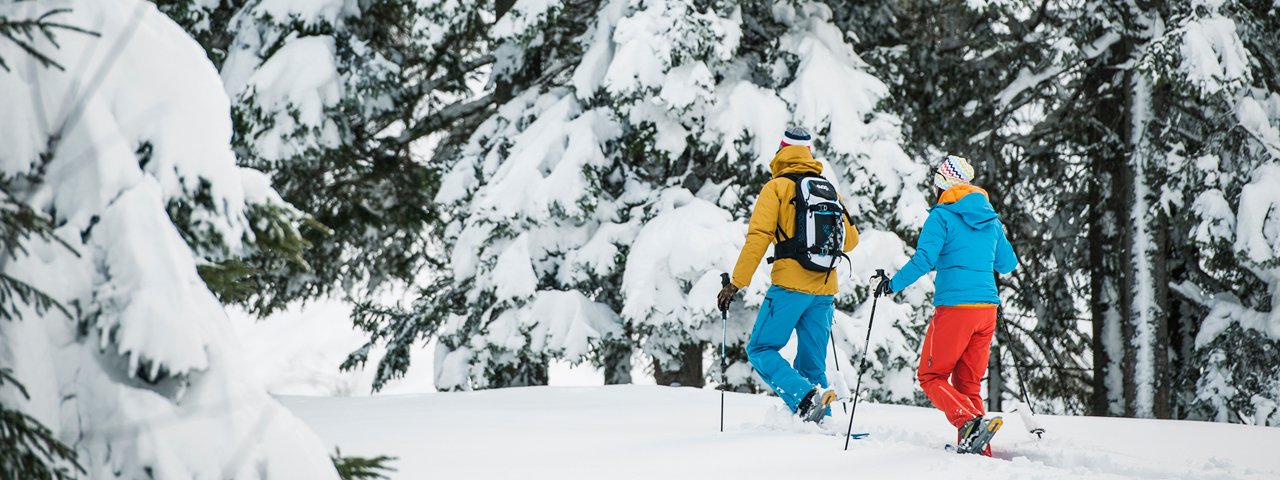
2, 0, 1279, 478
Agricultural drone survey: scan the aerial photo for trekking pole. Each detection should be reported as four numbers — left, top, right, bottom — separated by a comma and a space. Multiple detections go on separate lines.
845, 269, 888, 450
829, 332, 847, 414
998, 306, 1037, 411
720, 272, 730, 433
997, 305, 1045, 438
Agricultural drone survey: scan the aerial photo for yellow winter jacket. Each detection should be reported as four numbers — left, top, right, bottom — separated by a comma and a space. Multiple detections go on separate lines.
730, 146, 859, 295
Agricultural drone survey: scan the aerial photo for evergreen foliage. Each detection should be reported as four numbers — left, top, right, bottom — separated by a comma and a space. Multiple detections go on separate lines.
331, 448, 397, 480
2, 1, 341, 476
352, 0, 928, 399
842, 0, 1280, 422
0, 369, 84, 480
0, 178, 82, 480
0, 7, 96, 72
0, 12, 85, 479
155, 0, 494, 315
845, 0, 1105, 414
141, 0, 1280, 427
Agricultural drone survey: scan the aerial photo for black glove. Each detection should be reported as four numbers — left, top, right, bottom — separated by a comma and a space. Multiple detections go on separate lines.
873, 276, 893, 298
717, 283, 739, 312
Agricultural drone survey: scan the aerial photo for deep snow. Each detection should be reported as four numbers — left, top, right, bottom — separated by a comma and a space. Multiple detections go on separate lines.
282, 385, 1280, 479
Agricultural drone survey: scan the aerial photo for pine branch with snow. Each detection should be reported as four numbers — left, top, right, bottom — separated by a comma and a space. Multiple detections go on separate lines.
153, 0, 496, 316
0, 1, 341, 476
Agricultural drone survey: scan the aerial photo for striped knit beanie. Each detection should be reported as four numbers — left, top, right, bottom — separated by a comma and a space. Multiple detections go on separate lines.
933, 154, 975, 191
780, 127, 813, 148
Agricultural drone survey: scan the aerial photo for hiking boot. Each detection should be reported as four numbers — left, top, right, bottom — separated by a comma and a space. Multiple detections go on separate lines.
958, 415, 983, 445
956, 415, 1003, 454
796, 387, 837, 424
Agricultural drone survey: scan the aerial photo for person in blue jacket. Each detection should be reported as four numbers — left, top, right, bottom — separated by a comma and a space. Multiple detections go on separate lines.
873, 154, 1017, 456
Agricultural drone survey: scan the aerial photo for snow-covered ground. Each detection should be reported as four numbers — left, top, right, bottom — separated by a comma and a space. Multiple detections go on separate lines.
282, 385, 1280, 479
228, 301, 642, 396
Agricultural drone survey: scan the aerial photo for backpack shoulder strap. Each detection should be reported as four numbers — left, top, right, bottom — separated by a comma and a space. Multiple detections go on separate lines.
838, 197, 854, 225
781, 173, 822, 205
780, 172, 820, 184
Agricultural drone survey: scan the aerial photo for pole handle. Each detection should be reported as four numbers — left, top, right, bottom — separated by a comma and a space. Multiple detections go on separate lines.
719, 272, 729, 432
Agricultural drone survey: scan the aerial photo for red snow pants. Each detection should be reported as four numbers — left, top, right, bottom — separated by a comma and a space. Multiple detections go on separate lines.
918, 305, 996, 454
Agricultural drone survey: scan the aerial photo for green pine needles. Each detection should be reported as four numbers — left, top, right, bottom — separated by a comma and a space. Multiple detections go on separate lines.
331, 448, 397, 480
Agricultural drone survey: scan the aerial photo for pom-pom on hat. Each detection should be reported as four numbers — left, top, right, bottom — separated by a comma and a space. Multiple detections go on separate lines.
780, 127, 813, 148
933, 154, 975, 191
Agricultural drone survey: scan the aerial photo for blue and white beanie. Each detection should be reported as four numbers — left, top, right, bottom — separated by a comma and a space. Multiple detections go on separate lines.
780, 127, 813, 148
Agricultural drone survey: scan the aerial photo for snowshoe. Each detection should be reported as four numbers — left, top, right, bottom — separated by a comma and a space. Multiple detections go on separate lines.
955, 416, 1002, 455
797, 388, 837, 424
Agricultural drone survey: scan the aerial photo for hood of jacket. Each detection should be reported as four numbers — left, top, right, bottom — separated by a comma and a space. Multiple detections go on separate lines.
769, 146, 823, 178
934, 184, 999, 229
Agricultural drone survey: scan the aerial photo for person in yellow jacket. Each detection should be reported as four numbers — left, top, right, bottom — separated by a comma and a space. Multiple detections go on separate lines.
716, 127, 859, 423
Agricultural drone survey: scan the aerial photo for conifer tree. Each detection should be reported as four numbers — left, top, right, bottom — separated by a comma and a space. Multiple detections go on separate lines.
154, 0, 494, 315
1, 8, 93, 479
886, 0, 1280, 420
351, 1, 928, 400
836, 0, 1280, 421
1, 1, 339, 476
837, 0, 1097, 411
1031, 0, 1280, 421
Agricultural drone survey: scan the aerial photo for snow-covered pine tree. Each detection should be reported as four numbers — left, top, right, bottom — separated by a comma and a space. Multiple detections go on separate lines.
1053, 0, 1236, 420
1139, 0, 1280, 425
945, 0, 1171, 417
0, 8, 90, 477
835, 0, 1280, 423
420, 0, 629, 390
0, 1, 337, 476
974, 0, 1280, 421
600, 0, 931, 396
837, 0, 1098, 412
352, 0, 929, 399
154, 0, 493, 315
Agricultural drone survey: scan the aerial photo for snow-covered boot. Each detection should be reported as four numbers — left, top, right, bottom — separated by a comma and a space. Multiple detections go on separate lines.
797, 387, 837, 424
956, 415, 1003, 454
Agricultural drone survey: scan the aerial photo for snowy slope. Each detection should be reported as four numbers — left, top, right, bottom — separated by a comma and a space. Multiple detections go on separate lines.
282, 386, 1280, 479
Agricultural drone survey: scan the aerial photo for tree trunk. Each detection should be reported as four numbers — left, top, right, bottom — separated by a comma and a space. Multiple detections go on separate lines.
1120, 72, 1171, 419
1085, 4, 1179, 420
489, 359, 549, 388
1088, 161, 1122, 417
599, 339, 633, 385
1149, 208, 1172, 419
653, 343, 705, 388
1165, 236, 1197, 419
1087, 36, 1129, 417
988, 342, 1004, 412
1117, 73, 1139, 415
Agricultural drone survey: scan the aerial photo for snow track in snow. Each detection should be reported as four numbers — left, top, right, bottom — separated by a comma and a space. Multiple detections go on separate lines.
282, 385, 1279, 479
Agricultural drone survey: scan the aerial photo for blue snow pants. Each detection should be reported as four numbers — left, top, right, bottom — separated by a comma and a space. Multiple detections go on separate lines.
747, 285, 835, 412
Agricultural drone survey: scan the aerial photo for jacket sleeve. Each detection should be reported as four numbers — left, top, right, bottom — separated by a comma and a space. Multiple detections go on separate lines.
840, 196, 859, 253
994, 221, 1018, 274
730, 181, 780, 288
890, 210, 946, 293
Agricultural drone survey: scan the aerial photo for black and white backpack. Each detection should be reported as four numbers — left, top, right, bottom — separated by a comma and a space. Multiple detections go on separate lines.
768, 173, 852, 280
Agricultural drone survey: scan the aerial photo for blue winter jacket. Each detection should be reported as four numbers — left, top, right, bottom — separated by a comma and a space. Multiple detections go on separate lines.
889, 186, 1018, 305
